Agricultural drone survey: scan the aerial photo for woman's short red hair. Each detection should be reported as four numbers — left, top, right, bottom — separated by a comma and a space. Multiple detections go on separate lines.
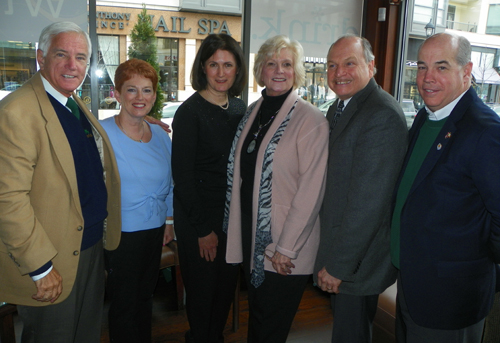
114, 58, 159, 93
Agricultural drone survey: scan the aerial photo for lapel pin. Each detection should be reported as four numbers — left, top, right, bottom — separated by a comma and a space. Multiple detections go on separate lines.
437, 143, 442, 150
445, 132, 452, 139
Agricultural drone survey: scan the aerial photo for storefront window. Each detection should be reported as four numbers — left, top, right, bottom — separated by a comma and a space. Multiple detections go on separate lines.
399, 0, 500, 129
98, 35, 119, 109
78, 35, 120, 112
248, 0, 362, 110
0, 41, 36, 100
157, 38, 178, 102
471, 49, 500, 104
301, 59, 333, 111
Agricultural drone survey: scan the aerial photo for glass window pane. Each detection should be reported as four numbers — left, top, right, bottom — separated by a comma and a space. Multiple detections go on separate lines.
486, 4, 500, 35
0, 41, 36, 100
84, 35, 120, 110
415, 0, 434, 7
414, 7, 433, 23
157, 38, 179, 102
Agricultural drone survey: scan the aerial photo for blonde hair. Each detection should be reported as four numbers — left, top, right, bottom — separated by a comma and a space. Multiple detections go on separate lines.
253, 35, 305, 89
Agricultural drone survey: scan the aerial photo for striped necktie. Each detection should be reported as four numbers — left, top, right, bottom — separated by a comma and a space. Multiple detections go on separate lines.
331, 99, 344, 131
66, 97, 80, 120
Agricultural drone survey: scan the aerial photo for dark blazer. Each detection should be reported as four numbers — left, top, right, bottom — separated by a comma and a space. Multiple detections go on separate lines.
398, 87, 500, 330
314, 78, 408, 295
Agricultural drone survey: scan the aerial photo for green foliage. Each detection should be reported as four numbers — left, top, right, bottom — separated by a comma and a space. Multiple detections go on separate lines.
128, 4, 164, 119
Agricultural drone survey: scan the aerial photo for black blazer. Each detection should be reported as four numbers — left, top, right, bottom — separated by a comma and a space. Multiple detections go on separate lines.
398, 87, 500, 330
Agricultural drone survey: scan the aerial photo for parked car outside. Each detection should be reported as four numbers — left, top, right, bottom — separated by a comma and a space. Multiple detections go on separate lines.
401, 99, 417, 129
0, 90, 11, 101
487, 103, 500, 116
0, 83, 22, 101
2, 83, 21, 91
318, 98, 336, 116
161, 101, 182, 137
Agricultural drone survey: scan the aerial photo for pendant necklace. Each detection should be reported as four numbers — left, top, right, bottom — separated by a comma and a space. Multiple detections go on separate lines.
219, 93, 229, 110
246, 109, 278, 154
201, 90, 229, 110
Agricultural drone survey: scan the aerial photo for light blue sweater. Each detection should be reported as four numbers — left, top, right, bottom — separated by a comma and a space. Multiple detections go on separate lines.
101, 117, 173, 232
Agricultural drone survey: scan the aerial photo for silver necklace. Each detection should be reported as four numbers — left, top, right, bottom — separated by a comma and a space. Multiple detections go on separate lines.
246, 110, 278, 154
117, 117, 145, 143
219, 94, 229, 110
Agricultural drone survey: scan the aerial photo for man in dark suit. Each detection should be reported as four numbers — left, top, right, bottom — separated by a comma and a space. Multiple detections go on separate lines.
392, 32, 500, 342
0, 22, 121, 342
314, 35, 408, 343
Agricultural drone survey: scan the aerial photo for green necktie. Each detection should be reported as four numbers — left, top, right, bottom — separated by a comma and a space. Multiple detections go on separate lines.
66, 97, 80, 120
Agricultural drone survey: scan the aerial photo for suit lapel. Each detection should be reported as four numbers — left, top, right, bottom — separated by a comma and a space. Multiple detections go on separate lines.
328, 78, 377, 145
407, 88, 472, 196
329, 100, 358, 145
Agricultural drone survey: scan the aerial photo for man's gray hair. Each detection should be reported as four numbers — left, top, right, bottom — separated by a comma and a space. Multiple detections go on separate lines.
420, 33, 471, 67
38, 22, 91, 60
455, 35, 472, 67
328, 34, 377, 75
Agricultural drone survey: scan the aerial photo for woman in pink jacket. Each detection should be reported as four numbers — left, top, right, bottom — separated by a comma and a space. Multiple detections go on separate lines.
223, 35, 329, 343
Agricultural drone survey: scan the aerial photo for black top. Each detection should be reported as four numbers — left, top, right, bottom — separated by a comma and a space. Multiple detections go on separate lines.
172, 92, 246, 237
240, 88, 292, 216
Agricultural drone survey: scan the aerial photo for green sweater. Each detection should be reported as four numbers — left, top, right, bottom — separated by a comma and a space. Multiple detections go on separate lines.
391, 117, 447, 269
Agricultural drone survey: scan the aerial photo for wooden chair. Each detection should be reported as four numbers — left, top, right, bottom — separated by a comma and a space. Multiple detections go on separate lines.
483, 292, 500, 343
0, 303, 16, 343
159, 240, 184, 310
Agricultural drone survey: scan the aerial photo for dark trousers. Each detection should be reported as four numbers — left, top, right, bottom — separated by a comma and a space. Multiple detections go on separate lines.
240, 211, 309, 343
396, 276, 485, 343
105, 226, 164, 343
18, 240, 105, 343
244, 269, 309, 343
329, 292, 379, 343
177, 229, 239, 343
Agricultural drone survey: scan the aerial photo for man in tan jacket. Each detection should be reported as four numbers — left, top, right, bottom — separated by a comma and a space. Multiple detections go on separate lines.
0, 22, 121, 342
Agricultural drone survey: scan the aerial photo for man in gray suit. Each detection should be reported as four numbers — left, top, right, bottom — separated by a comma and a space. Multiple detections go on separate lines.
314, 35, 408, 343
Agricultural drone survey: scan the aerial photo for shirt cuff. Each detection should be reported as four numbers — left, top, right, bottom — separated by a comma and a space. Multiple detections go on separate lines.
29, 261, 53, 281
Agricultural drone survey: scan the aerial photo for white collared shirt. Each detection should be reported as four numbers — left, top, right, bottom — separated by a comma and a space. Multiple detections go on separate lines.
425, 90, 467, 121
40, 75, 75, 112
342, 97, 352, 109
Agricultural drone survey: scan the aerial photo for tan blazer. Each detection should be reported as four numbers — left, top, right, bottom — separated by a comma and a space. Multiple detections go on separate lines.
0, 72, 121, 306
226, 92, 329, 275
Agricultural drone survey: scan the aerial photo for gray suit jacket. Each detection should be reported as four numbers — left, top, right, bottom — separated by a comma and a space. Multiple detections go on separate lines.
314, 78, 408, 295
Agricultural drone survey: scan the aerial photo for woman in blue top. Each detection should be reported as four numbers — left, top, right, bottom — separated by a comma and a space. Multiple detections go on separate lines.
100, 58, 174, 343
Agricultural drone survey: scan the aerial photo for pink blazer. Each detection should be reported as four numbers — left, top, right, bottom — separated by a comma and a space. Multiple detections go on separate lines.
226, 91, 329, 275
